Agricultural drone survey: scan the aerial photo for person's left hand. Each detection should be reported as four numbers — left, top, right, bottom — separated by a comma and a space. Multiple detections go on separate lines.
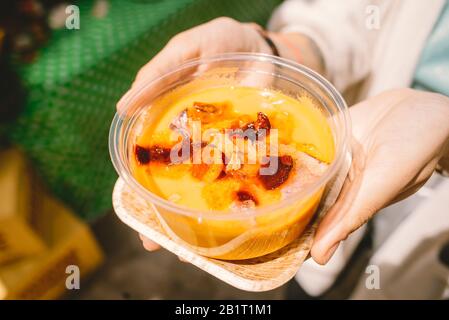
311, 88, 449, 264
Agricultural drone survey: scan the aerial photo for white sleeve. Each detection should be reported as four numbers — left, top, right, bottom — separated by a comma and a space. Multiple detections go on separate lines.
268, 0, 382, 92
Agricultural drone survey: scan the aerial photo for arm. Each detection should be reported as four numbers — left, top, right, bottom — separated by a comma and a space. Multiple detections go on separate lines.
268, 0, 390, 91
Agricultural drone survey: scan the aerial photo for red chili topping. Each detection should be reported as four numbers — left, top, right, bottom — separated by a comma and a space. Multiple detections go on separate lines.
258, 155, 294, 190
217, 170, 227, 179
236, 190, 258, 205
135, 145, 151, 165
134, 144, 171, 165
187, 102, 224, 123
254, 112, 271, 133
237, 112, 271, 141
149, 145, 171, 163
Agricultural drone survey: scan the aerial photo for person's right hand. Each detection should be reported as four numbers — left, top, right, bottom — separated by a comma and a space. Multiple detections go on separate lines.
117, 17, 325, 113
117, 17, 274, 112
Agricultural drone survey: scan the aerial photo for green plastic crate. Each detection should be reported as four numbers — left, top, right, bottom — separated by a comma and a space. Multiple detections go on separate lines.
11, 0, 282, 220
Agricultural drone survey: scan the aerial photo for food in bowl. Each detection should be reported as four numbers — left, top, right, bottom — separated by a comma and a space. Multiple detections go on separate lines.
110, 54, 349, 260
131, 86, 333, 212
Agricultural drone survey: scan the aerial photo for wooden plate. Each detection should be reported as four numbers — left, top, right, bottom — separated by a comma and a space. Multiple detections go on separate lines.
112, 153, 351, 292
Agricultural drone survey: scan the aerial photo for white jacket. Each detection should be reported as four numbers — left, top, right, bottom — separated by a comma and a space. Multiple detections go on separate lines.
268, 0, 446, 98
268, 0, 449, 299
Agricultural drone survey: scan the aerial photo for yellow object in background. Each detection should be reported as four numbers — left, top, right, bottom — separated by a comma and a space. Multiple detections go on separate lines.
0, 149, 46, 265
0, 148, 103, 299
0, 188, 103, 300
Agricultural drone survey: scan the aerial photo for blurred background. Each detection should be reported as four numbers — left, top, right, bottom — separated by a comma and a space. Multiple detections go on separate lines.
0, 0, 405, 300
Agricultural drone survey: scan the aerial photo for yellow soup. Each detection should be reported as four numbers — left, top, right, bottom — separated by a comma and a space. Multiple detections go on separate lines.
131, 85, 335, 259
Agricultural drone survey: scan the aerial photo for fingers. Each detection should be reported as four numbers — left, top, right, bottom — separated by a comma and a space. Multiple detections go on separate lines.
310, 92, 443, 264
116, 17, 271, 113
117, 33, 199, 112
138, 234, 187, 263
132, 33, 199, 89
312, 123, 413, 265
139, 234, 161, 251
311, 138, 367, 264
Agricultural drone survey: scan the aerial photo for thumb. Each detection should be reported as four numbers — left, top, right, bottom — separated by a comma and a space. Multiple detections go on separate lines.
311, 137, 436, 265
311, 140, 379, 265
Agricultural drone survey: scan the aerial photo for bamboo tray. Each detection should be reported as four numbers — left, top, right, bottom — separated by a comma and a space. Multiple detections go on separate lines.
112, 154, 350, 292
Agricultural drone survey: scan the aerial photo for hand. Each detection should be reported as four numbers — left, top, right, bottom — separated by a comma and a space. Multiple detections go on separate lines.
117, 17, 325, 112
311, 88, 449, 264
117, 17, 273, 111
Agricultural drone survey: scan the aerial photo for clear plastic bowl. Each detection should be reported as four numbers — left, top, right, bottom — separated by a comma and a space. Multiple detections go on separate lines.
109, 53, 350, 260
